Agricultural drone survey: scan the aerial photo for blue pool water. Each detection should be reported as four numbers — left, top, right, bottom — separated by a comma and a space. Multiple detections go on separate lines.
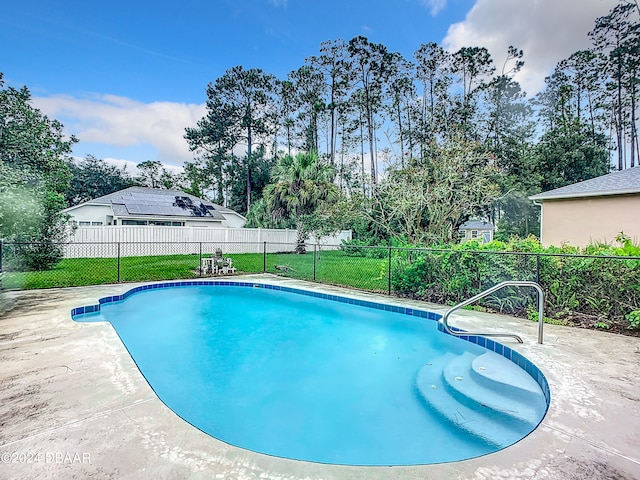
73, 283, 548, 466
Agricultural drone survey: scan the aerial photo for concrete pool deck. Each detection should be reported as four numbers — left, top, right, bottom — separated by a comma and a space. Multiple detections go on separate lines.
1, 274, 639, 480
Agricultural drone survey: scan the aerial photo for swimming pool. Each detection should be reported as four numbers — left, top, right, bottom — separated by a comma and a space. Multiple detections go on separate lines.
72, 281, 549, 466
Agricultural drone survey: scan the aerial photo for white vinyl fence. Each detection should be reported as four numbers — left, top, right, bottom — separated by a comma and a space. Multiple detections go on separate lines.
64, 226, 352, 258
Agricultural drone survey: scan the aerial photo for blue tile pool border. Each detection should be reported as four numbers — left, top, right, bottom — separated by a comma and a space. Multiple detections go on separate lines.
71, 280, 550, 406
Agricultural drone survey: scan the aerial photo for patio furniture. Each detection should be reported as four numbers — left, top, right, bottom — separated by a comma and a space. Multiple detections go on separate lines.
201, 249, 236, 275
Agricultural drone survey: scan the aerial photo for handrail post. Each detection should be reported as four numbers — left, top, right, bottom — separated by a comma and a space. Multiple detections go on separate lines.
537, 288, 545, 344
387, 246, 392, 295
440, 281, 545, 344
263, 242, 267, 273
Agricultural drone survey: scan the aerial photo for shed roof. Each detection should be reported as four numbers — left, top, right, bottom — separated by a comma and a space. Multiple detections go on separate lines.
529, 167, 640, 201
459, 220, 495, 231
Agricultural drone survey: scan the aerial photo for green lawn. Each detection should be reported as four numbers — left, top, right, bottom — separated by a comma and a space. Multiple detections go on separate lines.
2, 250, 388, 293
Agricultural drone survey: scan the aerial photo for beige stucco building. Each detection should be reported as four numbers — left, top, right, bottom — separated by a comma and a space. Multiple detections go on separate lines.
529, 167, 640, 247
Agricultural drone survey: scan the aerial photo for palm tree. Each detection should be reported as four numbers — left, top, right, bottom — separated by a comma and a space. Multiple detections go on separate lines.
264, 152, 337, 254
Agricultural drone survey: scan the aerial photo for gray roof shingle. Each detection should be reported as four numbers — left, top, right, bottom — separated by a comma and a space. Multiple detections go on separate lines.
529, 166, 640, 201
71, 186, 238, 220
459, 220, 495, 230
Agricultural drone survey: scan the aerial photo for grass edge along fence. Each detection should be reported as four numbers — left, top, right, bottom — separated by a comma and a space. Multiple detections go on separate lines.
1, 240, 639, 330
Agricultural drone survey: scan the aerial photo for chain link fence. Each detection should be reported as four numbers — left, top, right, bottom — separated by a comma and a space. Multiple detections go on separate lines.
2, 240, 639, 325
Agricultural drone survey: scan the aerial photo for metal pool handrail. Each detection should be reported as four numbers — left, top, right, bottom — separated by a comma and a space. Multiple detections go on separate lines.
440, 281, 545, 344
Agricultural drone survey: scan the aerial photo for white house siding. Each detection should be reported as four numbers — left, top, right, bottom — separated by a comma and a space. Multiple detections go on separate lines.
68, 205, 114, 226
66, 203, 246, 228
217, 213, 246, 228
63, 226, 352, 257
184, 220, 224, 227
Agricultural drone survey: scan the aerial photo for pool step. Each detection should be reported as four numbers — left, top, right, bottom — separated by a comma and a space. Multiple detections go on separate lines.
442, 353, 546, 430
415, 350, 546, 448
470, 353, 542, 401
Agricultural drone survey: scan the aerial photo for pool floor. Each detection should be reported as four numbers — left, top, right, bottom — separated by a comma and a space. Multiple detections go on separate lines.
74, 283, 547, 465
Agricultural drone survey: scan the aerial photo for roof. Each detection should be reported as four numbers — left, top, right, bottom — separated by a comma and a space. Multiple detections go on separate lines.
529, 167, 640, 201
64, 187, 245, 221
459, 220, 495, 231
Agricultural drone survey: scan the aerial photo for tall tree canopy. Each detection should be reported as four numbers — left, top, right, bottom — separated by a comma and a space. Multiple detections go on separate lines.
186, 5, 635, 245
0, 73, 77, 268
186, 66, 278, 214
263, 152, 338, 253
65, 155, 136, 206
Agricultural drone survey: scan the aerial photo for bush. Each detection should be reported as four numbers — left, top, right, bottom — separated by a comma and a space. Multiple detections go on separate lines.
14, 242, 65, 271
391, 236, 640, 327
340, 239, 368, 257
340, 239, 389, 259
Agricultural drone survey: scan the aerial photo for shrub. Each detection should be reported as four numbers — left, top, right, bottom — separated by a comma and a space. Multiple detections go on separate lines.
391, 236, 640, 324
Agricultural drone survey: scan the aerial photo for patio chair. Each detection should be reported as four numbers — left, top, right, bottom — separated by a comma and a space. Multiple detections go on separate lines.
212, 248, 236, 275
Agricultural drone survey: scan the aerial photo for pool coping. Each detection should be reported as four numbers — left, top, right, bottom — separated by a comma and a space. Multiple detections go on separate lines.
1, 274, 639, 479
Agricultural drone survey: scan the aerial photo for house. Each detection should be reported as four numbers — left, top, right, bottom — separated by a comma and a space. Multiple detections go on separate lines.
63, 187, 247, 228
529, 167, 640, 247
459, 220, 495, 243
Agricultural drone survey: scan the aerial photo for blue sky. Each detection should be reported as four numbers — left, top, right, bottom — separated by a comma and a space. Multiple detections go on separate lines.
1, 0, 618, 172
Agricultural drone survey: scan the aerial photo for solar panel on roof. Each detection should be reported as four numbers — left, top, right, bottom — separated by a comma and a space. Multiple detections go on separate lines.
168, 206, 188, 215
139, 205, 164, 215
125, 204, 141, 214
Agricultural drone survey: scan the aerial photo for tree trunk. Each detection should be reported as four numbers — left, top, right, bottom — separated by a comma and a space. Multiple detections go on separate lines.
366, 102, 376, 185
397, 96, 404, 162
617, 58, 624, 170
295, 221, 306, 254
330, 77, 336, 166
631, 76, 637, 168
246, 120, 253, 213
360, 111, 366, 197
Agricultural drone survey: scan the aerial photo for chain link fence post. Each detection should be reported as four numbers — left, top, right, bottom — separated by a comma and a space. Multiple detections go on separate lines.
199, 242, 203, 277
117, 242, 121, 283
263, 242, 267, 273
313, 244, 317, 282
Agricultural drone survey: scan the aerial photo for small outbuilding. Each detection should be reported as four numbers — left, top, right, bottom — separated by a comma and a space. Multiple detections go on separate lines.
529, 166, 640, 247
459, 220, 495, 243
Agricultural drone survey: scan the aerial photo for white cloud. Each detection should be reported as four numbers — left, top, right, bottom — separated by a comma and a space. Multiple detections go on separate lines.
102, 157, 184, 175
442, 0, 618, 95
422, 0, 447, 16
33, 94, 206, 168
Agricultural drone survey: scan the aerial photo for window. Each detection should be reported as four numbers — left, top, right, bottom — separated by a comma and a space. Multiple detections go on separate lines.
79, 221, 91, 226
172, 222, 183, 227
471, 230, 478, 238
122, 220, 148, 226
91, 222, 103, 226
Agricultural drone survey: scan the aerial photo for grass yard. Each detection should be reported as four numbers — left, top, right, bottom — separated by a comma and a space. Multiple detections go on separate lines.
1, 250, 388, 293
